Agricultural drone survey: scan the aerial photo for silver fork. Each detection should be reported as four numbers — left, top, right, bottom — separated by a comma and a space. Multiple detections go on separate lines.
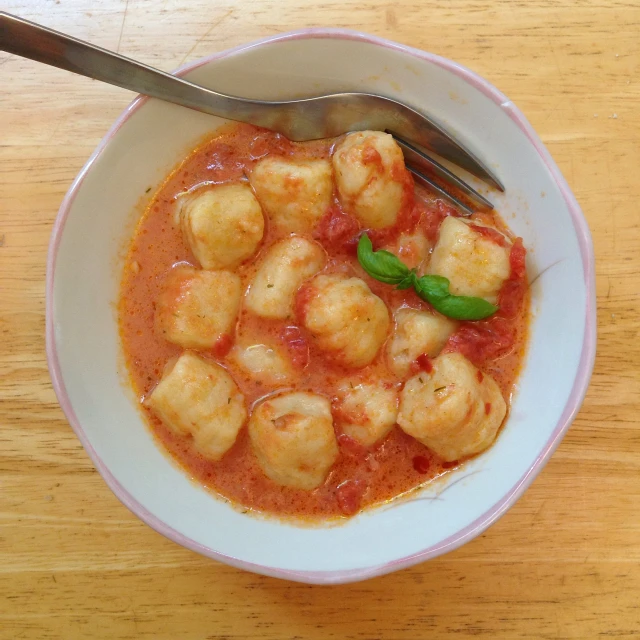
0, 12, 501, 214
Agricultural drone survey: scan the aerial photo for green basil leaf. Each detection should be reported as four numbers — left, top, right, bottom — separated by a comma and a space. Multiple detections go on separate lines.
430, 295, 498, 321
357, 234, 411, 285
396, 271, 418, 290
413, 275, 451, 301
414, 275, 497, 320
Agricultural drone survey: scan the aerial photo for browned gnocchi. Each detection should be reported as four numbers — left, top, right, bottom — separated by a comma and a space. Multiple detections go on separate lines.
298, 274, 390, 368
146, 353, 247, 461
332, 131, 411, 229
249, 391, 338, 490
397, 352, 507, 461
386, 308, 457, 377
178, 183, 264, 270
228, 341, 293, 384
245, 236, 325, 319
155, 266, 241, 350
428, 216, 511, 303
249, 157, 333, 233
334, 381, 398, 447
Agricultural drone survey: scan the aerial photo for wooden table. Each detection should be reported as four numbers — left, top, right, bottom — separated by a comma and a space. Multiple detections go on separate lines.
1, 1, 639, 637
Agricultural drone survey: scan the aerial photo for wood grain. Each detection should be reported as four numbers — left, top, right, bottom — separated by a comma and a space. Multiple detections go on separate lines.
1, 1, 639, 638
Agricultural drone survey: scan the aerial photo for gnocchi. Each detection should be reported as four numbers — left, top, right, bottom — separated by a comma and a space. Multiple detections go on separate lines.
155, 266, 241, 350
245, 236, 326, 319
249, 157, 333, 233
228, 342, 293, 384
334, 382, 398, 447
386, 308, 457, 377
428, 216, 511, 303
397, 352, 507, 461
146, 353, 247, 461
298, 274, 390, 367
179, 183, 264, 270
332, 131, 410, 229
385, 231, 430, 271
249, 392, 338, 490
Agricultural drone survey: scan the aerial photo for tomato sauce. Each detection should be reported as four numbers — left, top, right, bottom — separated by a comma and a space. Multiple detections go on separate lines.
119, 124, 529, 521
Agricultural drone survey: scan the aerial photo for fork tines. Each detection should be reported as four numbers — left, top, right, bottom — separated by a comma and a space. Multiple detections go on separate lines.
391, 134, 495, 215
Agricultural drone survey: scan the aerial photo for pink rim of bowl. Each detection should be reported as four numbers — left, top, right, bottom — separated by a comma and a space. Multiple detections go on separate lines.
45, 28, 597, 585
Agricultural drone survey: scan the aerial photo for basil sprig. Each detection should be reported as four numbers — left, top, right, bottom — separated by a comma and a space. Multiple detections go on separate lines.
356, 234, 415, 288
357, 234, 498, 321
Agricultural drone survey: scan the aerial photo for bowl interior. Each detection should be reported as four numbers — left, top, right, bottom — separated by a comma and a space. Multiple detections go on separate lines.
48, 32, 593, 583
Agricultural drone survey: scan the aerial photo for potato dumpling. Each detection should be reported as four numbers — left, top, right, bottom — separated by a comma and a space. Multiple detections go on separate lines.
146, 353, 247, 461
386, 308, 457, 377
249, 157, 333, 233
332, 130, 410, 229
179, 183, 264, 270
245, 236, 325, 319
397, 352, 506, 461
229, 342, 292, 384
249, 391, 338, 490
385, 231, 431, 271
334, 382, 398, 447
428, 216, 510, 303
155, 266, 241, 350
299, 274, 390, 368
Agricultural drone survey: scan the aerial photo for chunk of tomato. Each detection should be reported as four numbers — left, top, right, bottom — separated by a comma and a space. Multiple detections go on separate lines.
335, 479, 366, 516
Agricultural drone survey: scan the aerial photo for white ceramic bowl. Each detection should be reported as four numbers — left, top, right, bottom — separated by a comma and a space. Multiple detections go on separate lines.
46, 29, 596, 584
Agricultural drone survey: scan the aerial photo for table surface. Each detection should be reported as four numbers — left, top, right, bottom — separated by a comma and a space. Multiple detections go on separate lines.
1, 1, 639, 638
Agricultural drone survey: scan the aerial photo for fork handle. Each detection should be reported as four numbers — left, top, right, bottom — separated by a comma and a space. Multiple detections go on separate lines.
1, 12, 505, 191
0, 11, 272, 121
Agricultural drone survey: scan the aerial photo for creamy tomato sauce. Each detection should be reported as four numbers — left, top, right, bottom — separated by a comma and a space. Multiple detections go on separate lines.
119, 124, 529, 520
